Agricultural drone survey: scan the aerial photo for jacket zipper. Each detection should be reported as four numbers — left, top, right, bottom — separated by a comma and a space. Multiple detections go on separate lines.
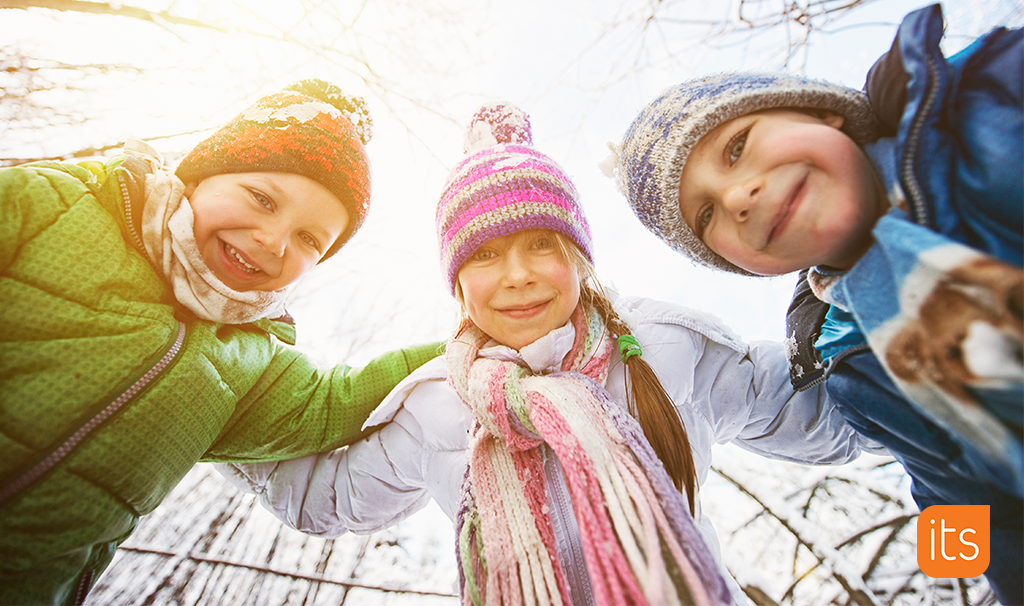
794, 343, 873, 392
900, 53, 941, 228
73, 570, 94, 606
0, 322, 186, 505
118, 170, 147, 254
544, 448, 595, 606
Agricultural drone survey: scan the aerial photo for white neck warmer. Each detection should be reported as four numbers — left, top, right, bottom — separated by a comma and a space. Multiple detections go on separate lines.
126, 140, 289, 324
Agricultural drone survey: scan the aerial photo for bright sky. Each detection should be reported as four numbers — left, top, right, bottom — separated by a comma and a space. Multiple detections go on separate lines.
2, 0, 1020, 364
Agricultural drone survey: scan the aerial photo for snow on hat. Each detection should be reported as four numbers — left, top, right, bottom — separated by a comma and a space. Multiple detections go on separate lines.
175, 79, 373, 260
613, 72, 878, 274
437, 102, 594, 295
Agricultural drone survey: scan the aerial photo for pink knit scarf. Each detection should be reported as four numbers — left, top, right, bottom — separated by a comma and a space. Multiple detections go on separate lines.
448, 305, 730, 606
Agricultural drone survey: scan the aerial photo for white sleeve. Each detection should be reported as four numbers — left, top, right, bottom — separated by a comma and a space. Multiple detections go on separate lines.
213, 380, 451, 538
698, 338, 878, 464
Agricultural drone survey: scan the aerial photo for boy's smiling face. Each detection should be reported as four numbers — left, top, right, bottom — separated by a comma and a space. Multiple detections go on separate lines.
186, 172, 349, 291
677, 108, 886, 275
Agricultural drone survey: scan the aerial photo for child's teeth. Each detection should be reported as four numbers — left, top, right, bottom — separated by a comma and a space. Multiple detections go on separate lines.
227, 245, 259, 273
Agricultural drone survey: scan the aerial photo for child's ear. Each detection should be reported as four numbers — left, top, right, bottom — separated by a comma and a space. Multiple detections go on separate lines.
183, 182, 198, 198
818, 110, 845, 129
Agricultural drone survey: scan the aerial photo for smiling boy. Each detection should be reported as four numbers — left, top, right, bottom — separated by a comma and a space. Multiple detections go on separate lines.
614, 4, 1022, 602
0, 79, 439, 605
186, 172, 349, 291
677, 108, 887, 276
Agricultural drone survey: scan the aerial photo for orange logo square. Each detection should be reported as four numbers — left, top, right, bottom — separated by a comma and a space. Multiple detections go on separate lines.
917, 505, 990, 578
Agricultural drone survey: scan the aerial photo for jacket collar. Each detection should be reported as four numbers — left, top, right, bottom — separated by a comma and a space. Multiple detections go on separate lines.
478, 321, 576, 375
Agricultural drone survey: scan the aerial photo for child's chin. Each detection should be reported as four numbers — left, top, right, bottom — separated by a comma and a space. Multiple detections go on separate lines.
213, 269, 262, 292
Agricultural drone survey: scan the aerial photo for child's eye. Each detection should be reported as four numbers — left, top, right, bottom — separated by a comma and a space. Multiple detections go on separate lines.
300, 232, 321, 251
695, 205, 714, 238
531, 236, 554, 250
250, 189, 274, 210
471, 250, 496, 262
726, 129, 749, 165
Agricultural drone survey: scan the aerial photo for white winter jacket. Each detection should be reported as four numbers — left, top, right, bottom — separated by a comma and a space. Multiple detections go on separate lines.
219, 295, 882, 605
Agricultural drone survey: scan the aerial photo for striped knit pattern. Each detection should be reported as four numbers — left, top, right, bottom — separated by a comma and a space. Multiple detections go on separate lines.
175, 79, 372, 258
449, 306, 731, 606
436, 103, 593, 294
615, 72, 879, 275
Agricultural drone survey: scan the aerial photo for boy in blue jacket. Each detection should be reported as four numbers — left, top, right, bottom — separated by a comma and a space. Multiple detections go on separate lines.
613, 4, 1022, 602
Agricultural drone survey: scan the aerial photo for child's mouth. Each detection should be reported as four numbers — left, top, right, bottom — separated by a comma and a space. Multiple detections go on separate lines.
767, 176, 807, 246
223, 242, 261, 274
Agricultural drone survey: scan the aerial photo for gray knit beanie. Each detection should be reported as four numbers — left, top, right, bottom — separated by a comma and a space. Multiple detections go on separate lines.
613, 72, 879, 274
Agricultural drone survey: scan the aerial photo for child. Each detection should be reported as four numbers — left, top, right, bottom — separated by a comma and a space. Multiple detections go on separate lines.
0, 79, 440, 605
613, 4, 1022, 602
219, 102, 881, 606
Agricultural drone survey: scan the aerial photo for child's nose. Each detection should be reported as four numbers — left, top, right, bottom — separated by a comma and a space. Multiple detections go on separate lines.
721, 179, 761, 222
503, 251, 535, 287
253, 228, 287, 256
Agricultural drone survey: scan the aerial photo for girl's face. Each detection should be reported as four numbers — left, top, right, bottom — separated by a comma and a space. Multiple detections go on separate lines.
677, 108, 885, 275
457, 230, 581, 351
186, 172, 349, 291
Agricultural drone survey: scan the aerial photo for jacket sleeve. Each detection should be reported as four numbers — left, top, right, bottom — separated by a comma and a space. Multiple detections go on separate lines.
730, 339, 886, 463
0, 164, 96, 274
203, 340, 444, 462
630, 299, 885, 470
685, 333, 885, 465
214, 378, 455, 537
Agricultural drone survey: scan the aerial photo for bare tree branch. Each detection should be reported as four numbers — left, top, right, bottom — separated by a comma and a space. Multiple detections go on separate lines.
714, 464, 882, 606
0, 0, 236, 34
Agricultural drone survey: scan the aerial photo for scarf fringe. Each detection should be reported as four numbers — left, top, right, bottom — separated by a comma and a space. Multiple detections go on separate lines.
450, 306, 729, 605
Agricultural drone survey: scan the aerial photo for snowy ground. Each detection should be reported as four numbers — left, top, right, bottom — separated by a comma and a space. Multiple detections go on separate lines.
86, 445, 996, 606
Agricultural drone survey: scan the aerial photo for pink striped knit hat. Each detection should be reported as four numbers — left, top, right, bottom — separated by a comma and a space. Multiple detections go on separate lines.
436, 102, 594, 295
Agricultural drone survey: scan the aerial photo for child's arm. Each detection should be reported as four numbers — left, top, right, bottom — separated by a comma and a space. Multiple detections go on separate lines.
624, 296, 882, 468
727, 339, 886, 463
216, 376, 468, 536
203, 339, 443, 463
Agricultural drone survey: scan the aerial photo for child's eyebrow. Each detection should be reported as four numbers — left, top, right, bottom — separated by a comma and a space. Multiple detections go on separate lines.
250, 175, 286, 198
696, 123, 728, 160
251, 176, 337, 246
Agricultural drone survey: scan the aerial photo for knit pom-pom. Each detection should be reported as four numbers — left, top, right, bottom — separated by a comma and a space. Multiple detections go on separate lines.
285, 78, 373, 144
463, 101, 532, 154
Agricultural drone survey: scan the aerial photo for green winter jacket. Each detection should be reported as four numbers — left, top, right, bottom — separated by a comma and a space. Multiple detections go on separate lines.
0, 157, 441, 605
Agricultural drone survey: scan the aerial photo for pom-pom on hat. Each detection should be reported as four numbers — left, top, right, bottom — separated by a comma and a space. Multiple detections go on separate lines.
175, 78, 373, 261
437, 102, 594, 295
614, 72, 879, 275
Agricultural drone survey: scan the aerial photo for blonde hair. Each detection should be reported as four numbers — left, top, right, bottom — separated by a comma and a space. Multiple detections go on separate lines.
454, 231, 698, 513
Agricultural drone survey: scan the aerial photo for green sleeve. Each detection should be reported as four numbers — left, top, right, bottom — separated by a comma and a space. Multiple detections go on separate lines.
202, 340, 445, 462
0, 164, 92, 273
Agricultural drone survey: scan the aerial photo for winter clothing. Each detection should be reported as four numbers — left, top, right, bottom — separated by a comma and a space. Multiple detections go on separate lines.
820, 351, 1023, 604
220, 293, 879, 606
782, 5, 1023, 603
448, 304, 728, 606
786, 3, 1023, 486
176, 79, 373, 255
0, 156, 439, 603
220, 103, 879, 606
437, 102, 593, 294
613, 72, 879, 275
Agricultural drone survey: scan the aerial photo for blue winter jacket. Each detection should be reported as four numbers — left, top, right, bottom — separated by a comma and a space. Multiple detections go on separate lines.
785, 4, 1022, 603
